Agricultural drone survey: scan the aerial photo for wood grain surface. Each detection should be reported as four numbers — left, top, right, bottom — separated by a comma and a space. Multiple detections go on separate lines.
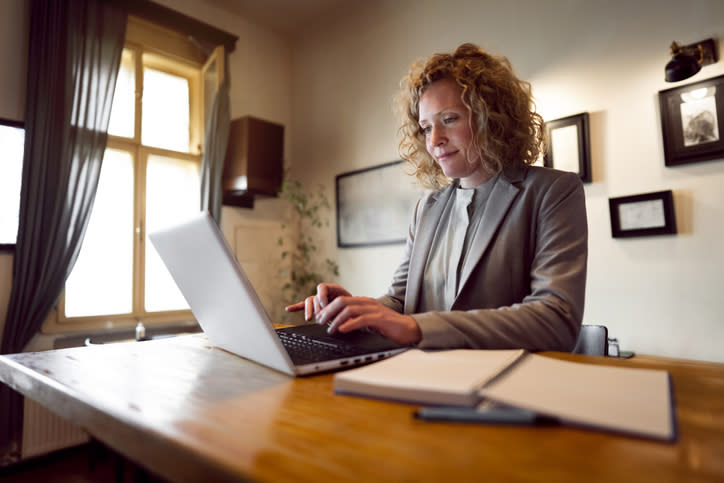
1, 334, 723, 482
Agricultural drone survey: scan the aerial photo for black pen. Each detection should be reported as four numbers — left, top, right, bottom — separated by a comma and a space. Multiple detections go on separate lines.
414, 407, 557, 425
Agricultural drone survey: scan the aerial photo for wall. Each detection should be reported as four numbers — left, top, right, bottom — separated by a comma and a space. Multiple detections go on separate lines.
290, 0, 724, 362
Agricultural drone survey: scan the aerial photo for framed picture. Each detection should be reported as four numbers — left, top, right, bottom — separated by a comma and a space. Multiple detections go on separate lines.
608, 190, 677, 238
658, 74, 724, 166
335, 160, 425, 248
543, 112, 591, 183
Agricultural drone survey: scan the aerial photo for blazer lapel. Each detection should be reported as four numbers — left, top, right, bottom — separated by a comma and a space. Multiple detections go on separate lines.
405, 183, 456, 313
456, 168, 523, 296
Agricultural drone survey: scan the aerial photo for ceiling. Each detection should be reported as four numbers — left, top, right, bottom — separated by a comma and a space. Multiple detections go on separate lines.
202, 0, 347, 38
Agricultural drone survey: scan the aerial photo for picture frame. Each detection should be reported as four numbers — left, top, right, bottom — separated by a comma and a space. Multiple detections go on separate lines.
335, 160, 425, 248
608, 190, 677, 238
543, 112, 591, 183
658, 73, 724, 167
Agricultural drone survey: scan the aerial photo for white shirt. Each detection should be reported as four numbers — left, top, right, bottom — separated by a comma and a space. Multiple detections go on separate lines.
419, 174, 498, 311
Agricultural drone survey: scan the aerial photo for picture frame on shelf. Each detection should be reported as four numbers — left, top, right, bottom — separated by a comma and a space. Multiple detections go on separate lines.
543, 112, 591, 183
335, 160, 424, 248
608, 190, 677, 238
658, 73, 724, 167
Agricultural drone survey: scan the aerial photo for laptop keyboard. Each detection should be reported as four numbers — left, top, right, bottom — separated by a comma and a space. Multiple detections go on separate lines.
276, 330, 372, 365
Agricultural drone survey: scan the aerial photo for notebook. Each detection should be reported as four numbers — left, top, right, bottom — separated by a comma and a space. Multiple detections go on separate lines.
148, 211, 406, 376
334, 349, 676, 441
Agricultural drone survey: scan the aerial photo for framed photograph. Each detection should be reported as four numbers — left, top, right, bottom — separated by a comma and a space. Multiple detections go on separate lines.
543, 112, 591, 183
658, 74, 724, 166
335, 160, 425, 248
608, 190, 677, 238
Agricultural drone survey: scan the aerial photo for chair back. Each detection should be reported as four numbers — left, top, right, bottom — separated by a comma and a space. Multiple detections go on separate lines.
572, 324, 609, 356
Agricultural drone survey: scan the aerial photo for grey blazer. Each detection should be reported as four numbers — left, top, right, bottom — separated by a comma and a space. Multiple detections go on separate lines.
377, 165, 588, 352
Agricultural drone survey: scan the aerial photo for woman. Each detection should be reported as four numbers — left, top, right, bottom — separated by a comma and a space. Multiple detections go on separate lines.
286, 43, 588, 352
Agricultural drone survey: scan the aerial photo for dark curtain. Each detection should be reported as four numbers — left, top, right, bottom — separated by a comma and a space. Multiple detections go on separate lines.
200, 54, 231, 224
0, 0, 126, 464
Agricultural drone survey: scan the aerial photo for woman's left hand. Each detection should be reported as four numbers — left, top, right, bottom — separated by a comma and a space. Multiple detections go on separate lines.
319, 296, 422, 346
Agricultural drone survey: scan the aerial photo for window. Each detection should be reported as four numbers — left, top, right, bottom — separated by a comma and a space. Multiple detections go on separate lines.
55, 31, 210, 330
0, 118, 24, 250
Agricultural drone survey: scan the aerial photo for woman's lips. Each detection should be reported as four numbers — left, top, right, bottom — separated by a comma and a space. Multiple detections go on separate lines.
436, 150, 458, 161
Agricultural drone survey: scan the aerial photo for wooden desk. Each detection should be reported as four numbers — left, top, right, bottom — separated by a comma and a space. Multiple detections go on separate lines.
1, 334, 723, 482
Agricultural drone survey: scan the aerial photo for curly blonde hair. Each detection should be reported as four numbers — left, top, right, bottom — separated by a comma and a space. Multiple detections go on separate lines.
395, 43, 544, 190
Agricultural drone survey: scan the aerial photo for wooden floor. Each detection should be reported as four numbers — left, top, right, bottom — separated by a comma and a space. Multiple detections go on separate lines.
0, 443, 166, 483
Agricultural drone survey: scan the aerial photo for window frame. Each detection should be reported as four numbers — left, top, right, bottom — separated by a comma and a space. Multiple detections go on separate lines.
44, 36, 206, 334
0, 117, 25, 253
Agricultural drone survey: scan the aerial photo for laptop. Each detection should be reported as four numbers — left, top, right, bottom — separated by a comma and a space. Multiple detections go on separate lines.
148, 211, 406, 376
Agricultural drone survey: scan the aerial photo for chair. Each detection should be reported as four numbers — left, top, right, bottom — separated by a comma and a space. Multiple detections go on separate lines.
572, 324, 609, 356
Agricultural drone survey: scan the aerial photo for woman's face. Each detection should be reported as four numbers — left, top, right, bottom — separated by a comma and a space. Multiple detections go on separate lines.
418, 78, 490, 188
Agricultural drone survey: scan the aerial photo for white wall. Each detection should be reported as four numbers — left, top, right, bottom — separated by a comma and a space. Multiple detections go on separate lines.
290, 0, 724, 362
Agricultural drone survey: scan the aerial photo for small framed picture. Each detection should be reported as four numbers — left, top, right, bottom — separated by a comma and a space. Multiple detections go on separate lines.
658, 74, 724, 166
608, 190, 677, 238
543, 112, 591, 183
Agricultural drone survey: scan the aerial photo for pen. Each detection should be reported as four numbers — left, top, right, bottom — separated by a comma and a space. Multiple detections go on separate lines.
414, 407, 556, 425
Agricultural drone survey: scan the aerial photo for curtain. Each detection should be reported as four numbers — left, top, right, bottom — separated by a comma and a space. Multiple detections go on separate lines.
200, 53, 231, 225
0, 0, 127, 464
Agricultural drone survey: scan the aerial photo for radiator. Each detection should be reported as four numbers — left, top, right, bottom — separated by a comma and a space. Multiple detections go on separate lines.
21, 397, 89, 460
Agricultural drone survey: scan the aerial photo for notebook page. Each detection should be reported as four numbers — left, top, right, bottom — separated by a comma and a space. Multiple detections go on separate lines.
479, 353, 675, 441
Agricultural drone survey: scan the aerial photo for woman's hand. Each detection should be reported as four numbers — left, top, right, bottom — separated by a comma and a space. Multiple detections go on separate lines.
285, 283, 422, 346
285, 283, 352, 322
319, 296, 422, 346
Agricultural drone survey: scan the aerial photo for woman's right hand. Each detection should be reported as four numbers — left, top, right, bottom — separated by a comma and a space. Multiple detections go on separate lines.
285, 283, 352, 322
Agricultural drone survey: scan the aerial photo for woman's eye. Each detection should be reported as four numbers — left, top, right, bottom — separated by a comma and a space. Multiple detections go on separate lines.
443, 116, 457, 124
420, 126, 431, 135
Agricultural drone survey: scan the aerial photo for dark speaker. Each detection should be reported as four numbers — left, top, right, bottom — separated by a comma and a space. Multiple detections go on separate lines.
222, 116, 284, 207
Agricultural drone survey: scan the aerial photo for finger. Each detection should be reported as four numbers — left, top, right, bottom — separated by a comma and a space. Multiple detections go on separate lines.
317, 284, 328, 308
318, 296, 353, 330
322, 296, 377, 327
326, 304, 372, 334
285, 301, 305, 312
304, 297, 313, 321
327, 301, 389, 334
313, 295, 323, 323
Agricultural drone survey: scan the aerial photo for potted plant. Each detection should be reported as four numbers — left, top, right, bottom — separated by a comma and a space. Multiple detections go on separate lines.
277, 180, 339, 322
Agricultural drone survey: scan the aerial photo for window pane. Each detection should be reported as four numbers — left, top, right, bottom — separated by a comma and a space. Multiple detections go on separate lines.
142, 67, 190, 153
145, 154, 200, 312
0, 123, 23, 244
65, 149, 134, 317
107, 49, 135, 138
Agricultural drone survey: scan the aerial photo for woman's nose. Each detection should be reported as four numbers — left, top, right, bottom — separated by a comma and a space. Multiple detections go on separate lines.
429, 125, 446, 146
